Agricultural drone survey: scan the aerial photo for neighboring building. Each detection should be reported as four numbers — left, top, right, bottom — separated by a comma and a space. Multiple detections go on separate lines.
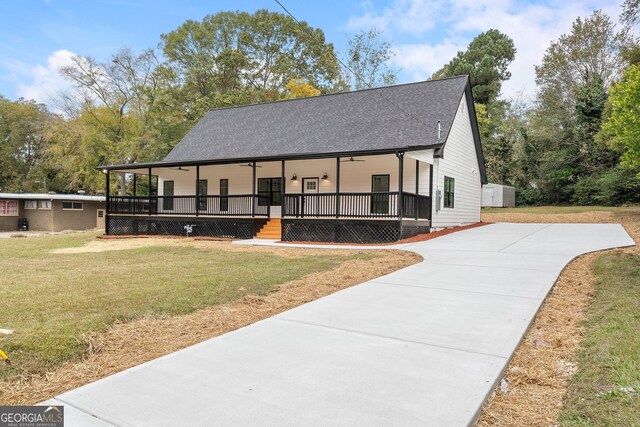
0, 193, 106, 232
481, 184, 516, 208
100, 75, 487, 243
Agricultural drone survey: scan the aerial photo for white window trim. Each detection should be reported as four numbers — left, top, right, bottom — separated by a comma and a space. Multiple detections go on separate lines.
62, 201, 84, 211
0, 200, 19, 217
25, 200, 38, 209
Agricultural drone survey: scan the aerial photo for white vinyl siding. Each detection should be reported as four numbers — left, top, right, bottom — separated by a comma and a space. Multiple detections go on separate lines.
431, 95, 482, 228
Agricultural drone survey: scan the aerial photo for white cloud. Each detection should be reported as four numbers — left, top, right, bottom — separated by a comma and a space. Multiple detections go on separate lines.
347, 0, 448, 35
347, 0, 624, 100
16, 49, 77, 107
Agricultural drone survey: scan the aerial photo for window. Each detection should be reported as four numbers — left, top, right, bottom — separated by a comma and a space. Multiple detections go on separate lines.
197, 180, 208, 211
258, 178, 282, 206
371, 175, 390, 214
62, 201, 83, 210
444, 176, 455, 208
25, 200, 38, 209
0, 200, 18, 216
39, 200, 51, 210
220, 179, 229, 211
306, 181, 316, 191
163, 181, 174, 210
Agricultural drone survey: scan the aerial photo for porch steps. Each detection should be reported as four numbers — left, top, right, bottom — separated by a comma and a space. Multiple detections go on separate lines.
256, 218, 282, 240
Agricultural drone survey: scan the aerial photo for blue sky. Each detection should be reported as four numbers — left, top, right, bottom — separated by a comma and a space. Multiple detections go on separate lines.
0, 0, 625, 107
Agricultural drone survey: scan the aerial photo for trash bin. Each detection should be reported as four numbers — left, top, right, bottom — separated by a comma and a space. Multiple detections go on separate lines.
18, 218, 28, 231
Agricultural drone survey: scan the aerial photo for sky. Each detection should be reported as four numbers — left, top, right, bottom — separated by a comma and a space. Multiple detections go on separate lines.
0, 0, 626, 108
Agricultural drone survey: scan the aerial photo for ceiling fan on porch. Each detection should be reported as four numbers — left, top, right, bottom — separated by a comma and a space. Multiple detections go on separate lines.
168, 166, 191, 171
341, 157, 366, 162
239, 163, 262, 168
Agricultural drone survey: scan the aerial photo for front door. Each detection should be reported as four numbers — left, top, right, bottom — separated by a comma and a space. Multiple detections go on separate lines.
371, 174, 390, 214
96, 209, 105, 229
258, 177, 282, 217
302, 177, 319, 217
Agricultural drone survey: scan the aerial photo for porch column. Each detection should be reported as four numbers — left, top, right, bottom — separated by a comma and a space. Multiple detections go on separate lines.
251, 161, 256, 217
281, 160, 285, 216
428, 164, 434, 220
415, 160, 419, 220
132, 173, 137, 215
105, 170, 110, 234
148, 167, 152, 216
335, 157, 340, 219
397, 152, 405, 219
195, 165, 200, 217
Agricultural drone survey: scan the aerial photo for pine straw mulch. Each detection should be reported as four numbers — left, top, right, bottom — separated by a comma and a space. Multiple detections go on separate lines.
476, 208, 639, 427
0, 246, 420, 405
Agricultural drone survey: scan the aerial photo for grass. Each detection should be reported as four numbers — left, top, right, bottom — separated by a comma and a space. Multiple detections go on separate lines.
481, 205, 633, 214
558, 251, 640, 426
0, 232, 372, 380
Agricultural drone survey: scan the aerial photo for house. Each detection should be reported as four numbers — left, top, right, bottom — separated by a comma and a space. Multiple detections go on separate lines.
99, 75, 486, 243
0, 193, 106, 232
482, 183, 516, 208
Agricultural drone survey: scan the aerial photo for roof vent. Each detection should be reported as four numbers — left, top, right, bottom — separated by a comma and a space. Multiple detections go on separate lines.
77, 190, 86, 195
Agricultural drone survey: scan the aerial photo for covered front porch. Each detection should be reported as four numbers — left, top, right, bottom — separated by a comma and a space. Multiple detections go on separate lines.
102, 151, 434, 243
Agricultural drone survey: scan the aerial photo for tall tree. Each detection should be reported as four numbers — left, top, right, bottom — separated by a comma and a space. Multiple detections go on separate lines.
161, 9, 341, 112
600, 64, 640, 170
0, 97, 57, 192
345, 28, 398, 90
432, 29, 516, 105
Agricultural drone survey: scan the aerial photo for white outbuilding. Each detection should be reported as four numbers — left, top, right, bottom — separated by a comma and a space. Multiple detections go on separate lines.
482, 183, 516, 208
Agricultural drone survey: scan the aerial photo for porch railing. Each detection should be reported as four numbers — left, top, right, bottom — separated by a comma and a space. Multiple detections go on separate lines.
108, 194, 270, 217
283, 192, 431, 220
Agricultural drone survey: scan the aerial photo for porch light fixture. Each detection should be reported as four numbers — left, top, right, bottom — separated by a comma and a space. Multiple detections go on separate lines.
321, 172, 328, 180
101, 169, 108, 174
291, 173, 298, 181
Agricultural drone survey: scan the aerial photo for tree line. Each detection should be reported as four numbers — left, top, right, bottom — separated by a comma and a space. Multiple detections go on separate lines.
1, 5, 639, 205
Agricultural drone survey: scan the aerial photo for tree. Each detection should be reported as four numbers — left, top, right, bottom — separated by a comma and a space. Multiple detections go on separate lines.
535, 10, 628, 123
345, 28, 398, 90
161, 10, 341, 100
600, 64, 640, 171
0, 97, 57, 192
622, 0, 640, 27
433, 29, 515, 105
285, 78, 320, 98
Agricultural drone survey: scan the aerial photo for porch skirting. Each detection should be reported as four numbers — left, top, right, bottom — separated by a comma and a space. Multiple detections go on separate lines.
281, 219, 430, 244
107, 216, 268, 239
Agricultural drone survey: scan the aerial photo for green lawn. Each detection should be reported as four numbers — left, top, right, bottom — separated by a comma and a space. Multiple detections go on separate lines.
482, 206, 629, 214
559, 251, 640, 426
0, 232, 372, 380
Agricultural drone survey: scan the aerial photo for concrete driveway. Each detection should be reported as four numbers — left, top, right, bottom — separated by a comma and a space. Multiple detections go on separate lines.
46, 223, 634, 426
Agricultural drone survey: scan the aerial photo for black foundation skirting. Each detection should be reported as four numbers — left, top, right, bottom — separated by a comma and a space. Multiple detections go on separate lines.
107, 216, 268, 239
281, 219, 431, 244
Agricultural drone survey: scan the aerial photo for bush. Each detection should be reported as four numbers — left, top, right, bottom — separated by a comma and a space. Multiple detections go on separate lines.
572, 168, 640, 205
515, 188, 551, 206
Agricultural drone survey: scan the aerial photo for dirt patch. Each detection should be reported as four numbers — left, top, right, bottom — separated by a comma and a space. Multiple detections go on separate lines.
476, 208, 639, 426
1, 249, 420, 405
52, 237, 370, 259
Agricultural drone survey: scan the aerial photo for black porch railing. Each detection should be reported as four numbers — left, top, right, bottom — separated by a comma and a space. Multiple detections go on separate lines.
283, 192, 431, 219
108, 194, 270, 217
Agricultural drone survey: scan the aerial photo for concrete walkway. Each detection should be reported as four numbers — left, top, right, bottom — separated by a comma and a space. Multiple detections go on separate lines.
47, 223, 634, 426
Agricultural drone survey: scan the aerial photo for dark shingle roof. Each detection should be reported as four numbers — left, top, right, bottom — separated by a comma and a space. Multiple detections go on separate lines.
163, 76, 470, 163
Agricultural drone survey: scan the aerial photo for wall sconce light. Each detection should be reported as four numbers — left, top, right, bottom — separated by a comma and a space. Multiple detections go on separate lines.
291, 173, 298, 181
321, 172, 328, 180
101, 169, 108, 174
